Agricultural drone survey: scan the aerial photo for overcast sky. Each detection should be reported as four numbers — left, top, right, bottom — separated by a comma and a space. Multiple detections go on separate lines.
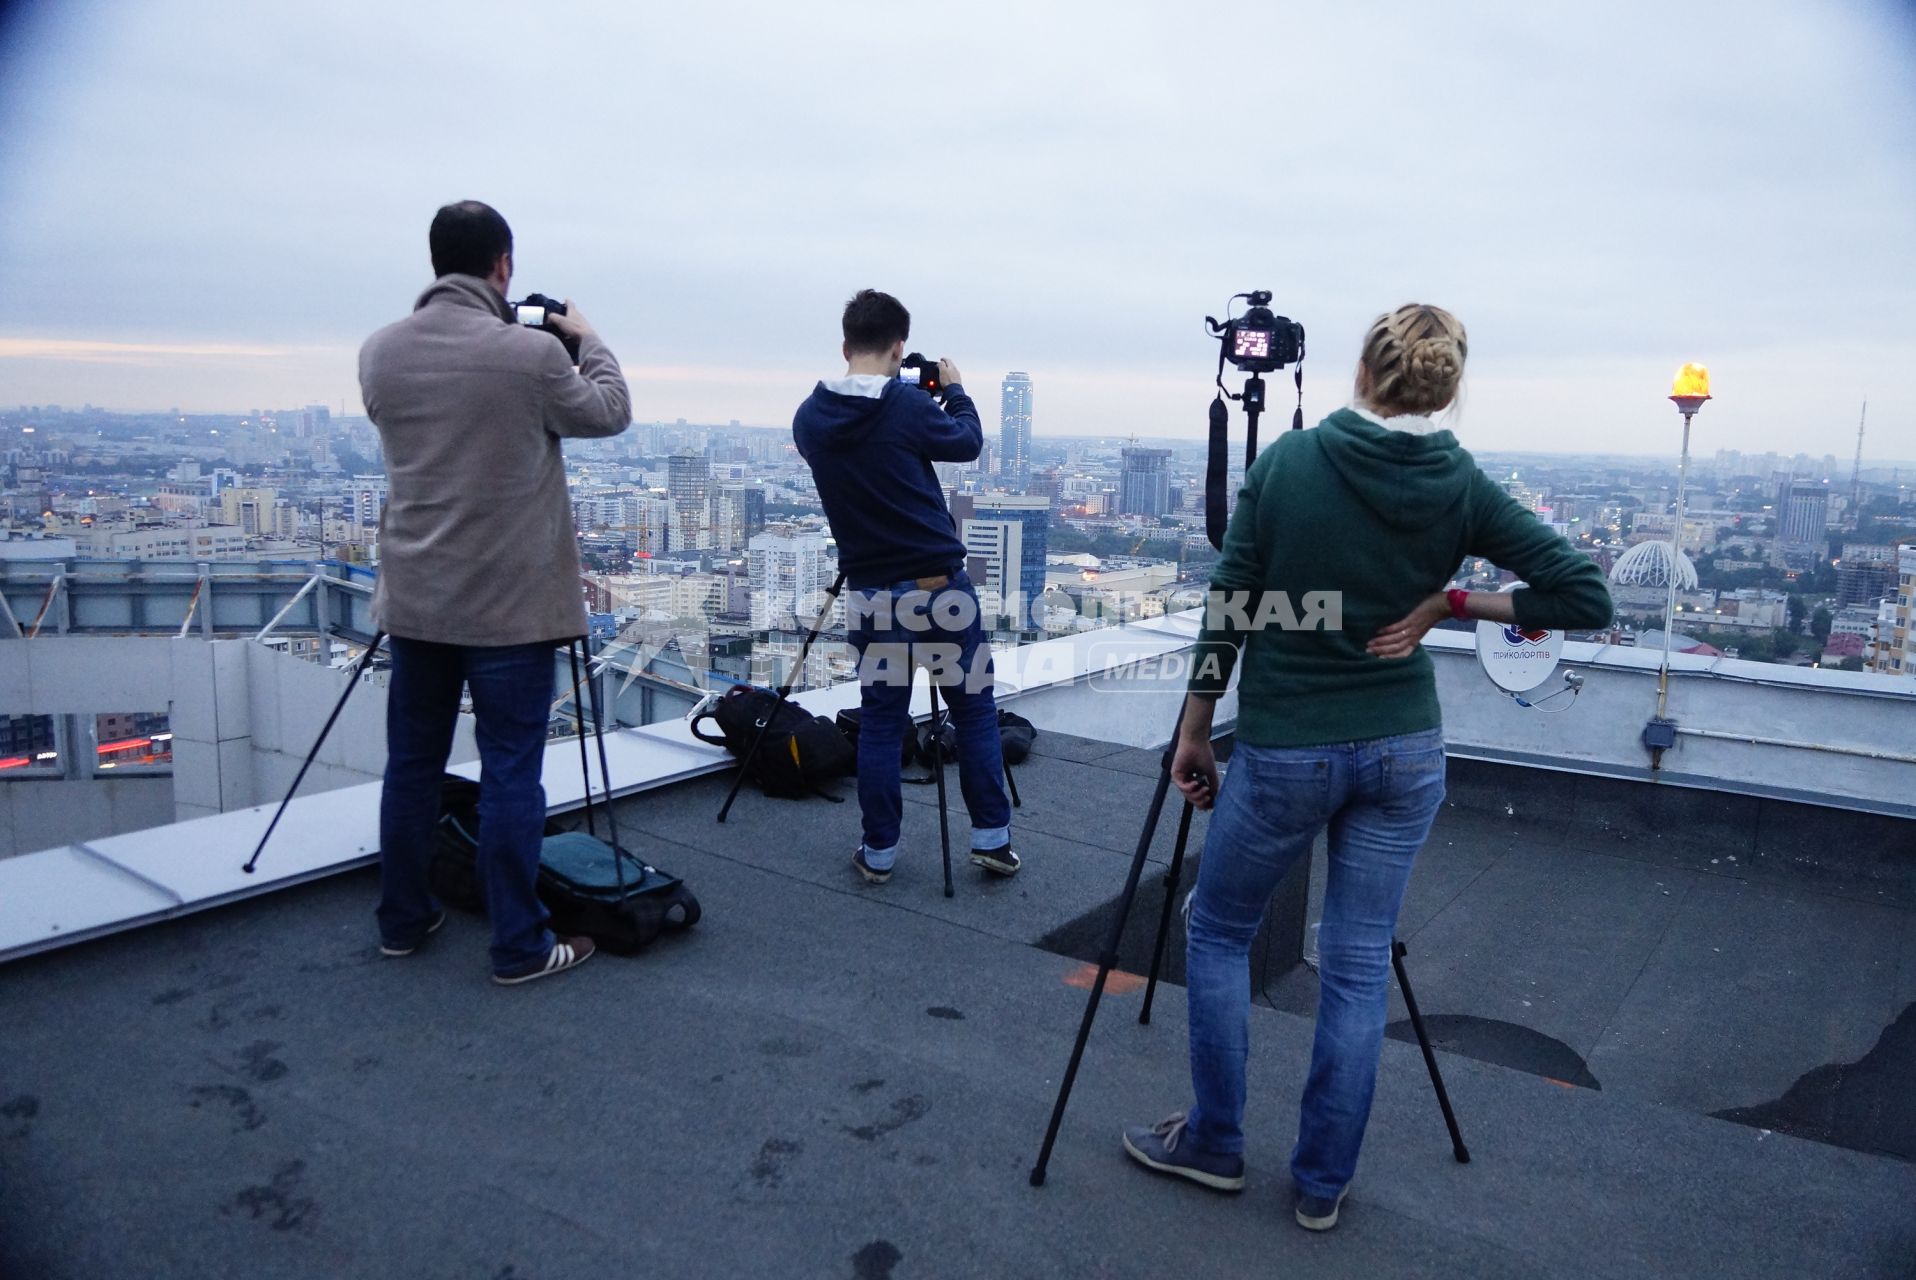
1, 0, 1912, 459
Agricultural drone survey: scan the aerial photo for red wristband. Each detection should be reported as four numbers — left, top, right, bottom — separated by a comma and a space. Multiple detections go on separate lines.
1446, 589, 1471, 620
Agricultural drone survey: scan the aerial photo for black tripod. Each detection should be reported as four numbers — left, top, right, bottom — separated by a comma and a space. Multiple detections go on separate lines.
716, 572, 848, 824
565, 638, 629, 899
1026, 350, 1469, 1187
242, 632, 387, 874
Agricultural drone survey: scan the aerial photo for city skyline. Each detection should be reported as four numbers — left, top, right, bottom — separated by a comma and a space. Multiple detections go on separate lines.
1, 3, 1912, 457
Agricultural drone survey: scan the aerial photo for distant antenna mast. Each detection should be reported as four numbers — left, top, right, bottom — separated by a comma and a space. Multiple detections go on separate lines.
1849, 400, 1867, 524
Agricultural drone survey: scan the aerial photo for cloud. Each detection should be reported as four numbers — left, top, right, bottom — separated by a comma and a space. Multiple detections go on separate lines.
0, 337, 334, 363
0, 1, 1912, 454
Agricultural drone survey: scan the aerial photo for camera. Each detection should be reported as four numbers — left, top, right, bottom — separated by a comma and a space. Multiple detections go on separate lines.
1214, 290, 1305, 374
897, 352, 944, 397
513, 292, 580, 361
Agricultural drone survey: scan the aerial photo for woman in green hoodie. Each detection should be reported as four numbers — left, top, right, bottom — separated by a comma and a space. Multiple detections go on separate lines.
1120, 304, 1613, 1230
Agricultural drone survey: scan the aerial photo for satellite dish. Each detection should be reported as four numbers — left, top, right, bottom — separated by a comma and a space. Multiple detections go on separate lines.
1474, 581, 1563, 693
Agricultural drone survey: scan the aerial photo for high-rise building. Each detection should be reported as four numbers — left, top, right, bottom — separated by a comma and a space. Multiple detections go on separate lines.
1779, 481, 1830, 547
668, 453, 713, 551
954, 494, 1049, 631
715, 485, 767, 552
1837, 544, 1897, 608
1000, 372, 1032, 489
1865, 544, 1915, 676
217, 486, 278, 536
345, 475, 387, 529
1119, 447, 1173, 517
748, 529, 833, 632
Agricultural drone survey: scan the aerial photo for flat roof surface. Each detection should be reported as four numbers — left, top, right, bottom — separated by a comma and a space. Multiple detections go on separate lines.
3, 732, 1912, 1278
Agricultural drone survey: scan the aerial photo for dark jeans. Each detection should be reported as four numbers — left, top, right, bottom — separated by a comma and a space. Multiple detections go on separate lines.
377, 636, 556, 974
1183, 729, 1447, 1199
845, 569, 1010, 869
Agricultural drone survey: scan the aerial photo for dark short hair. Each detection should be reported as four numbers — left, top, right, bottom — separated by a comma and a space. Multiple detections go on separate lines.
842, 289, 910, 355
429, 201, 513, 279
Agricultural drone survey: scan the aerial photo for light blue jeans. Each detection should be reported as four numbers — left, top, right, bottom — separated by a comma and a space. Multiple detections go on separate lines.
1183, 728, 1446, 1199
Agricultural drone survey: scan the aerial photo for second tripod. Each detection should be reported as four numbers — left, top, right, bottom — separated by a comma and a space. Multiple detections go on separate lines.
1026, 705, 1470, 1186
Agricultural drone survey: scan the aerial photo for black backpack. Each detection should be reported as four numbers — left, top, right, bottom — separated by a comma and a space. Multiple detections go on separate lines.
427, 775, 565, 911
997, 708, 1037, 764
692, 685, 854, 799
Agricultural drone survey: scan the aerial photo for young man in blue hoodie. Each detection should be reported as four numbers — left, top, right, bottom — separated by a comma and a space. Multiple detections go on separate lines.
792, 289, 1017, 885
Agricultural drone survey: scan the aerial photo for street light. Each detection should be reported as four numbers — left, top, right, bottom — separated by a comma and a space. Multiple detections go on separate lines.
1655, 363, 1710, 730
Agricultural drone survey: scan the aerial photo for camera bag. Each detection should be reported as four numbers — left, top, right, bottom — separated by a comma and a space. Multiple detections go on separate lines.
691, 684, 853, 799
426, 774, 702, 954
428, 773, 566, 911
997, 709, 1037, 764
835, 707, 915, 769
535, 831, 700, 954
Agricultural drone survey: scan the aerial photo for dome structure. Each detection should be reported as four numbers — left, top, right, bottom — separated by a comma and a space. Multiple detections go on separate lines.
1609, 540, 1698, 591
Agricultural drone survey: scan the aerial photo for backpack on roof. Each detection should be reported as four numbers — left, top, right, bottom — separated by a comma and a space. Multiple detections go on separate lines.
691, 684, 854, 800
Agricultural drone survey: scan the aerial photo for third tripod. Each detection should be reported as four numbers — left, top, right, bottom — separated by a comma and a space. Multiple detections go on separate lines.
1026, 707, 1470, 1185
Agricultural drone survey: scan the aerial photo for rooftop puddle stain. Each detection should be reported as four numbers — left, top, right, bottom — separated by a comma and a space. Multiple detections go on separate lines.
1713, 1000, 1916, 1162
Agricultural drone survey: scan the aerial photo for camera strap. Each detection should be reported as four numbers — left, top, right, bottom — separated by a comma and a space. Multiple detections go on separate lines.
1292, 359, 1306, 432
1205, 393, 1229, 551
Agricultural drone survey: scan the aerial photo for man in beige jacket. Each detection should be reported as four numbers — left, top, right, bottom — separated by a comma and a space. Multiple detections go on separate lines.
358, 200, 630, 984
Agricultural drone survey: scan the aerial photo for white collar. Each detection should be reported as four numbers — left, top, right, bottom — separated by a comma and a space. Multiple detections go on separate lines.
1350, 402, 1444, 437
820, 373, 892, 399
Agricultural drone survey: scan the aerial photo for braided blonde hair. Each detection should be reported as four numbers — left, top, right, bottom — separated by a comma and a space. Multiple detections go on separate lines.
1357, 303, 1468, 417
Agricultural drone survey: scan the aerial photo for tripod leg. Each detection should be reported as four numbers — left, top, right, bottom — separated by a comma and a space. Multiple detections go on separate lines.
715, 709, 775, 824
1005, 757, 1022, 808
243, 631, 386, 873
1138, 798, 1196, 1026
585, 640, 629, 898
930, 680, 953, 899
1392, 939, 1470, 1164
568, 641, 597, 838
1030, 705, 1187, 1187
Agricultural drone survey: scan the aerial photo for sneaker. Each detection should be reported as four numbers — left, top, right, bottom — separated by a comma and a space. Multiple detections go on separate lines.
492, 936, 596, 986
379, 910, 447, 957
853, 846, 892, 885
1120, 1111, 1245, 1192
1295, 1187, 1350, 1232
970, 846, 1021, 877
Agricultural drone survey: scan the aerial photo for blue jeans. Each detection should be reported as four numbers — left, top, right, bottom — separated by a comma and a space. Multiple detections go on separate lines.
845, 569, 1010, 869
1183, 728, 1447, 1199
377, 636, 557, 974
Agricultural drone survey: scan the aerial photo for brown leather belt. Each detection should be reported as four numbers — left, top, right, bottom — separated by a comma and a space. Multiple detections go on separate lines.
914, 574, 951, 590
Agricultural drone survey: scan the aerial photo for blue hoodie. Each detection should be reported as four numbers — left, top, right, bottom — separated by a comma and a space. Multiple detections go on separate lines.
792, 375, 983, 588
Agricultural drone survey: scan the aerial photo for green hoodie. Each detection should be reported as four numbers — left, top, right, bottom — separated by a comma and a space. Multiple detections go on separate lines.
1189, 407, 1614, 747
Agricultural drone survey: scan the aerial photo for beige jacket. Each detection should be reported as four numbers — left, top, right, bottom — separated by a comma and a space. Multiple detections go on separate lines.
358, 275, 631, 647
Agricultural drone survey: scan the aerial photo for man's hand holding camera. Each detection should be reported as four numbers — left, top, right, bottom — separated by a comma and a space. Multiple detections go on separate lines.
937, 358, 963, 391
546, 300, 597, 343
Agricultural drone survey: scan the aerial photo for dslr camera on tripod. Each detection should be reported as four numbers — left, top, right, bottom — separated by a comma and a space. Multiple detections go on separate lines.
1200, 289, 1307, 549
513, 292, 581, 361
1215, 290, 1305, 375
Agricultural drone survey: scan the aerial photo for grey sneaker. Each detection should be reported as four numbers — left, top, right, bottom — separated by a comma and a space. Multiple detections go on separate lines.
380, 910, 447, 957
1121, 1111, 1245, 1192
970, 846, 1021, 876
853, 846, 892, 884
1295, 1186, 1349, 1231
